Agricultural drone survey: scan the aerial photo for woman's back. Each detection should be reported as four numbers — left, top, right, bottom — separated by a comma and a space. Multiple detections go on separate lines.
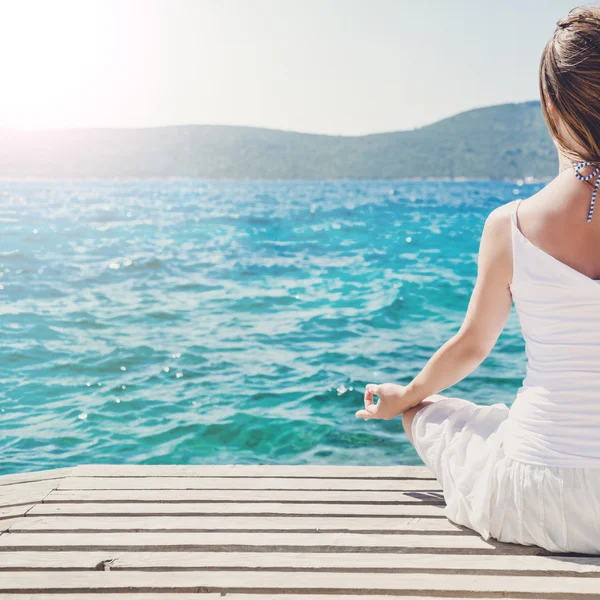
505, 179, 600, 467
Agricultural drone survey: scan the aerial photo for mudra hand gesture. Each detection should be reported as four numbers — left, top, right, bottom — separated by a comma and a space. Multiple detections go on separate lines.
355, 382, 411, 421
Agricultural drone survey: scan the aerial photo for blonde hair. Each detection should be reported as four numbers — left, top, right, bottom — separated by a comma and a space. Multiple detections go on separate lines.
539, 5, 600, 164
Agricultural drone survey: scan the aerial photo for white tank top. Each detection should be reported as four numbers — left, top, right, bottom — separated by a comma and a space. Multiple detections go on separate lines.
504, 198, 600, 467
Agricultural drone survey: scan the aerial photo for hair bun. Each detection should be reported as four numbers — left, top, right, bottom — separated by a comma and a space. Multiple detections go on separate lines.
558, 8, 600, 30
541, 6, 600, 166
555, 10, 600, 53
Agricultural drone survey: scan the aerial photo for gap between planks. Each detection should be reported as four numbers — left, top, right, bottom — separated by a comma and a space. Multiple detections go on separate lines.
43, 489, 446, 504
57, 477, 442, 491
0, 468, 73, 487
5, 515, 466, 534
0, 551, 597, 575
1, 571, 599, 596
0, 481, 64, 511
0, 531, 543, 554
27, 502, 447, 517
0, 595, 546, 600
0, 593, 539, 600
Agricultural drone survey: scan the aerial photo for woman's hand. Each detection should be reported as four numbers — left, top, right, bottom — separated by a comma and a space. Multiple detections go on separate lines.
355, 383, 413, 421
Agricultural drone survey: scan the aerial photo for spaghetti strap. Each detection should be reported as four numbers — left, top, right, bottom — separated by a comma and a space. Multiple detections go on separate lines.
514, 198, 522, 221
510, 199, 523, 289
512, 198, 523, 232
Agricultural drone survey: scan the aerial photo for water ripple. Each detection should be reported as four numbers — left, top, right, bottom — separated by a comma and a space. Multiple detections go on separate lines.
0, 179, 536, 474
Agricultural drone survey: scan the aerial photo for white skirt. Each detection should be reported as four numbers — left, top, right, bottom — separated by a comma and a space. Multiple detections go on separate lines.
411, 394, 600, 555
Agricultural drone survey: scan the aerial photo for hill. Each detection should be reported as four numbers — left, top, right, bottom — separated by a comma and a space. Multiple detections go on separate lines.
0, 101, 556, 179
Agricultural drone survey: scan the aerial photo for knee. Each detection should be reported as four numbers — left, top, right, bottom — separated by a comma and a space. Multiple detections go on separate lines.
402, 397, 444, 445
401, 407, 414, 431
402, 404, 422, 445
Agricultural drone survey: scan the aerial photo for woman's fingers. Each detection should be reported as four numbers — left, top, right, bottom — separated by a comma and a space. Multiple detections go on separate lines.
357, 384, 382, 420
363, 389, 373, 409
355, 404, 378, 420
364, 383, 379, 408
366, 383, 379, 395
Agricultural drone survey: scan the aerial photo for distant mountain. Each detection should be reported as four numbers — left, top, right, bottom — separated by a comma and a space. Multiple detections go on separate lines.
0, 101, 557, 179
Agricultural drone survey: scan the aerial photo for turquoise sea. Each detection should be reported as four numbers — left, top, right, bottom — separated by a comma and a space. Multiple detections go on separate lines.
0, 180, 542, 476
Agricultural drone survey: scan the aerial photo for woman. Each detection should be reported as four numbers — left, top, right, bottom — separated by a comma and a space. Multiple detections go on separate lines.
356, 5, 600, 554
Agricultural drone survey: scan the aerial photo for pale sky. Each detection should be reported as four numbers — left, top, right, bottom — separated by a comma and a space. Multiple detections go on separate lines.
0, 0, 591, 134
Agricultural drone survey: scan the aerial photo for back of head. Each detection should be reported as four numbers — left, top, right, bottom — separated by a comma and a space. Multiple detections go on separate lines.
540, 5, 600, 164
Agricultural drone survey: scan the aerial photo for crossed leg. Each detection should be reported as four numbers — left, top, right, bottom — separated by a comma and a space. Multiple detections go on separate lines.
401, 396, 446, 446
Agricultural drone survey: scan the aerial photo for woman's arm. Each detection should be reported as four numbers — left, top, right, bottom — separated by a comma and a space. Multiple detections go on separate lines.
356, 202, 515, 421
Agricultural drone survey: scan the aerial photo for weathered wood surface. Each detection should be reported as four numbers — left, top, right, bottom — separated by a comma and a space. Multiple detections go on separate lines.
0, 596, 541, 600
0, 596, 534, 600
0, 465, 599, 599
6, 515, 464, 532
27, 501, 447, 516
58, 476, 442, 490
44, 488, 446, 503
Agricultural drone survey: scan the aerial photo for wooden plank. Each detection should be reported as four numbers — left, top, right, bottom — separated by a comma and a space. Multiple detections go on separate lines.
0, 467, 72, 487
59, 476, 442, 491
0, 518, 27, 534
45, 489, 446, 504
72, 465, 435, 479
0, 531, 530, 552
28, 501, 446, 517
0, 595, 527, 600
0, 481, 59, 508
0, 571, 597, 595
0, 551, 598, 574
6, 515, 463, 533
0, 505, 35, 520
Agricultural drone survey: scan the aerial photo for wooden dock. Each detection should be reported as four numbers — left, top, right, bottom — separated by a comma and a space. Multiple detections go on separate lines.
1, 465, 599, 598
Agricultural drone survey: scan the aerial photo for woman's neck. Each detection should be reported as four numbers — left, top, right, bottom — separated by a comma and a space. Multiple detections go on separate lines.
558, 152, 574, 173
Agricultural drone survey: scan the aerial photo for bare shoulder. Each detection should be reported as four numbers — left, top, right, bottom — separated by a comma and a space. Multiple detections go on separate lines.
481, 199, 517, 243
475, 200, 518, 284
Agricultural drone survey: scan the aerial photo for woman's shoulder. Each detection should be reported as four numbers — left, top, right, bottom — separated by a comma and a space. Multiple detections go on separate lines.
477, 200, 518, 274
483, 199, 519, 236
493, 176, 565, 235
